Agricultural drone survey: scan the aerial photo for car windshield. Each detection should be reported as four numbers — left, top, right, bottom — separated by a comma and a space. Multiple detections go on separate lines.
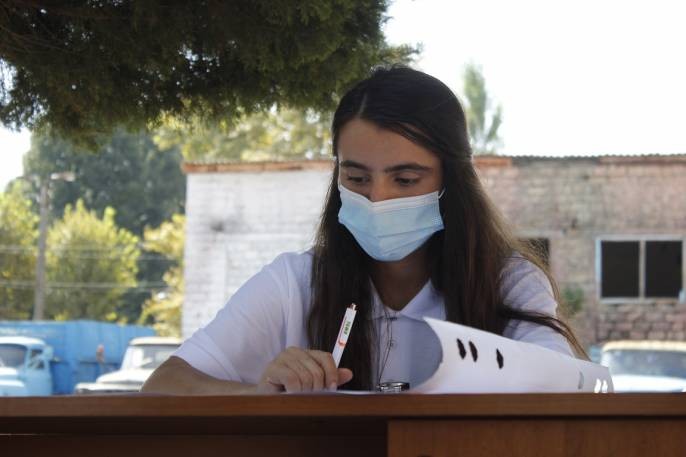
120, 344, 178, 370
602, 349, 686, 378
0, 344, 27, 368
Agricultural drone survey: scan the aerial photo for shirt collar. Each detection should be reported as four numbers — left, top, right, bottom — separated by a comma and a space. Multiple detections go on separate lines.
370, 280, 444, 321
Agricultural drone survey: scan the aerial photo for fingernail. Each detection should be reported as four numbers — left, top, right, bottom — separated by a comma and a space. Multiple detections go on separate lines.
329, 382, 337, 391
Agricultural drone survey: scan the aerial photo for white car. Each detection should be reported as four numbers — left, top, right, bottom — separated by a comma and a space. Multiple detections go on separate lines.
74, 336, 180, 394
600, 340, 686, 393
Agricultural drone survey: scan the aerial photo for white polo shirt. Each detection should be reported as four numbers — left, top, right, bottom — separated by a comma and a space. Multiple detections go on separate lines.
173, 250, 574, 388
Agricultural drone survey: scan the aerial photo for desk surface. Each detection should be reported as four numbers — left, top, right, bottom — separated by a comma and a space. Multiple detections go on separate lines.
3, 394, 686, 457
2, 393, 685, 435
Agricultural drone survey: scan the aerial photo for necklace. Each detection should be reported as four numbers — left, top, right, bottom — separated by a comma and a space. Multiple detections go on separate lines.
376, 304, 395, 388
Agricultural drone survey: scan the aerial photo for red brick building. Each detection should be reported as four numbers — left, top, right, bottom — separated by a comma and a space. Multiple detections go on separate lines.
182, 154, 686, 345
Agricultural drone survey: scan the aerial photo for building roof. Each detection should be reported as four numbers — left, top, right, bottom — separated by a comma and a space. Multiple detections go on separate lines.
602, 340, 686, 352
182, 159, 334, 174
503, 153, 686, 165
182, 153, 686, 174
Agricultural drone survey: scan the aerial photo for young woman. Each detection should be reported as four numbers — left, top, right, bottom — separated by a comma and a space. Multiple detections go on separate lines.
143, 66, 584, 395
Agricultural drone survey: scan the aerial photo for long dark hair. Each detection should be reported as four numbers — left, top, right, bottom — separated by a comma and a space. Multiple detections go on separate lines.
307, 66, 585, 390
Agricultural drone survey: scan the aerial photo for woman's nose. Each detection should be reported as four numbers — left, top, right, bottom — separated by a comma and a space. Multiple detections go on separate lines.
368, 184, 392, 203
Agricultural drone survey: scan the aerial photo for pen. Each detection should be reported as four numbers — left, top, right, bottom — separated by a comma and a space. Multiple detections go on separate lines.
332, 303, 357, 367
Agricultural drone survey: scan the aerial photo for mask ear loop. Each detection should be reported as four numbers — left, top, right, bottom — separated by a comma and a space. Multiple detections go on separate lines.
437, 188, 447, 219
334, 156, 342, 189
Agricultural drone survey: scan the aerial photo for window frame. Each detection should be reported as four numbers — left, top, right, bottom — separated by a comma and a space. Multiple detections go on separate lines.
595, 235, 685, 304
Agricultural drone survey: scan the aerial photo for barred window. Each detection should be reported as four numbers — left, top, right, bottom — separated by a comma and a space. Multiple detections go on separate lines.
598, 239, 683, 300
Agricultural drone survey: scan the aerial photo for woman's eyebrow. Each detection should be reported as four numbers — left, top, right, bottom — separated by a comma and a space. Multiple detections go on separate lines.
339, 160, 370, 170
340, 160, 432, 173
383, 163, 432, 173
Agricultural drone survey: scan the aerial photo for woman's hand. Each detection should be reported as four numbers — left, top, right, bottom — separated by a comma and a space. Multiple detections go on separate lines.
257, 347, 354, 393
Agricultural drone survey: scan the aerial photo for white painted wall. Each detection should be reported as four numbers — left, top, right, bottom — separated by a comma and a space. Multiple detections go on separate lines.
182, 169, 331, 337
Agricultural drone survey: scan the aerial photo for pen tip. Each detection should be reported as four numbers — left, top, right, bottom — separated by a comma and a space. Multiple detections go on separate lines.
351, 303, 357, 310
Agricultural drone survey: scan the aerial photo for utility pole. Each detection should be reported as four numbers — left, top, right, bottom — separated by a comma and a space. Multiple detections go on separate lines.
32, 172, 75, 321
33, 179, 50, 320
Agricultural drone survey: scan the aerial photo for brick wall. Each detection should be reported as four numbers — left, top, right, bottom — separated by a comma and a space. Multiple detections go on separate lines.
182, 156, 686, 344
596, 302, 686, 341
477, 155, 686, 344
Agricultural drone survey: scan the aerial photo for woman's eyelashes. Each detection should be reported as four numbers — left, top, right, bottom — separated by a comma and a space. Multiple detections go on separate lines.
344, 174, 369, 185
394, 176, 419, 186
343, 174, 420, 187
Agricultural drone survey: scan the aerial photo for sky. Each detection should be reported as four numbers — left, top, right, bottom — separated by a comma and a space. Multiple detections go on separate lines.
2, 0, 685, 189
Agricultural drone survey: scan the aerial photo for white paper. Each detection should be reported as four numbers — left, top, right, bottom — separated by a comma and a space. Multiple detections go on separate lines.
291, 317, 613, 395
410, 317, 613, 393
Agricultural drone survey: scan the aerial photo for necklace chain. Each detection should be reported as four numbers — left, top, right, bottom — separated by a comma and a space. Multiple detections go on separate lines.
376, 304, 394, 387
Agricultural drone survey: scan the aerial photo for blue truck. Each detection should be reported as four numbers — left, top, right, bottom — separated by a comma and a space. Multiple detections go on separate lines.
0, 320, 154, 396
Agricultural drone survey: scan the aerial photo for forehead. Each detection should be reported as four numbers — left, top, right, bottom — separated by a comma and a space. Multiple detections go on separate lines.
337, 118, 440, 168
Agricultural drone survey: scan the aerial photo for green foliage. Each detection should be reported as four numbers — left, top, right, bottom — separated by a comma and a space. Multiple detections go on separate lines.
45, 200, 140, 321
462, 63, 503, 155
23, 129, 185, 236
0, 182, 38, 319
0, 1, 415, 148
23, 129, 185, 321
561, 285, 585, 317
138, 214, 185, 336
154, 108, 332, 162
143, 214, 185, 262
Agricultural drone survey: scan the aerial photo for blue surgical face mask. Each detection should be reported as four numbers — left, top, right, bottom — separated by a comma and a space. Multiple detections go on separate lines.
337, 183, 445, 262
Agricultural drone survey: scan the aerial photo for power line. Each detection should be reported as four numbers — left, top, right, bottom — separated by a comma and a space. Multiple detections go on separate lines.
0, 245, 177, 261
0, 244, 181, 253
0, 279, 170, 291
0, 252, 176, 262
0, 244, 141, 251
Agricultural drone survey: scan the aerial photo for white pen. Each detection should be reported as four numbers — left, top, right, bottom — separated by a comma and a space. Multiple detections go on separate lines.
332, 303, 357, 367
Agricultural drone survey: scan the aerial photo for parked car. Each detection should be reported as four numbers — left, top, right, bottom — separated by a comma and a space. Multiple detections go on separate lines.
587, 344, 602, 364
74, 336, 180, 393
0, 320, 154, 396
600, 340, 686, 392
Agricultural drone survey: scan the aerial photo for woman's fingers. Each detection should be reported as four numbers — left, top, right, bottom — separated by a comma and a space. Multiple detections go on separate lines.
307, 350, 341, 390
336, 367, 354, 386
297, 355, 327, 391
282, 348, 318, 391
281, 348, 324, 391
260, 347, 355, 393
265, 363, 303, 393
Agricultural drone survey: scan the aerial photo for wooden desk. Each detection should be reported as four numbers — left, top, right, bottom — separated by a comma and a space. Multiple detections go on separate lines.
1, 394, 685, 457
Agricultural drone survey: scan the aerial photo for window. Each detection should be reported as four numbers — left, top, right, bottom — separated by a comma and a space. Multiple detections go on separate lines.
0, 344, 27, 368
601, 241, 639, 298
598, 238, 684, 301
28, 348, 45, 370
121, 344, 178, 370
646, 241, 683, 297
